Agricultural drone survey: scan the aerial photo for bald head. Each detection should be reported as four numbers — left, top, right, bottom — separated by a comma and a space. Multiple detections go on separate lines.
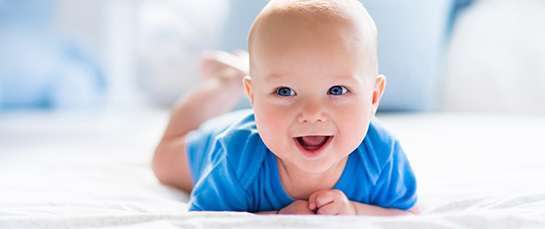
248, 0, 378, 78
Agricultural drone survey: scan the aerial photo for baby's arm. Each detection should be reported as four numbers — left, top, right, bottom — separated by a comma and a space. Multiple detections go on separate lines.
257, 200, 316, 215
308, 189, 421, 216
152, 51, 248, 193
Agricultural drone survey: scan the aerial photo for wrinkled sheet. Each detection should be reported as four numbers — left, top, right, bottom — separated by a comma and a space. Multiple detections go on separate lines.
1, 108, 545, 228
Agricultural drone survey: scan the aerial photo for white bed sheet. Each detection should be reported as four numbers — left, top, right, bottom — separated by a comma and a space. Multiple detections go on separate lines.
1, 108, 545, 228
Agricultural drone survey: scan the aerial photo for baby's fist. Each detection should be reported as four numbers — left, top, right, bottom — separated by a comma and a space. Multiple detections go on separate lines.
308, 189, 356, 215
278, 200, 315, 215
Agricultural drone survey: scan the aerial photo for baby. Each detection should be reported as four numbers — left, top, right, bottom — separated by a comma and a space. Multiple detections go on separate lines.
153, 0, 420, 215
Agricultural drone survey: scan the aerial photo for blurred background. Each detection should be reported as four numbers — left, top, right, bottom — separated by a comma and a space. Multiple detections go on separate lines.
1, 0, 544, 114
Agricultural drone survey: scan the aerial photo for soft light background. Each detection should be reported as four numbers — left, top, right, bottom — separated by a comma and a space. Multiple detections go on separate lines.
0, 0, 228, 110
1, 0, 543, 114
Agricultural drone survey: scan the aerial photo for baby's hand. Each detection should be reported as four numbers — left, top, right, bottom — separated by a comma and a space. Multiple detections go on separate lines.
308, 189, 356, 215
278, 200, 316, 215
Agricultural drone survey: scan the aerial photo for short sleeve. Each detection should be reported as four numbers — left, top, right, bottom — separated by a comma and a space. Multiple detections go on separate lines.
185, 109, 253, 182
188, 149, 250, 211
369, 140, 417, 210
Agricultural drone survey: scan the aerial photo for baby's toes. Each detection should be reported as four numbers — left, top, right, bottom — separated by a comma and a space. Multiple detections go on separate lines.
199, 51, 228, 79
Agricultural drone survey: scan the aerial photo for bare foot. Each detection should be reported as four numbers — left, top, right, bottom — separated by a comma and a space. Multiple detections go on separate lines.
200, 50, 249, 80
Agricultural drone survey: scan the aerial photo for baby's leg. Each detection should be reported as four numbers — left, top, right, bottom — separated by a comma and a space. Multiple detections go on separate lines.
153, 50, 248, 193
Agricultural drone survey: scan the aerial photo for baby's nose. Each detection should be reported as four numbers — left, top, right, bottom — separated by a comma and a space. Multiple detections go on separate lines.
297, 101, 328, 124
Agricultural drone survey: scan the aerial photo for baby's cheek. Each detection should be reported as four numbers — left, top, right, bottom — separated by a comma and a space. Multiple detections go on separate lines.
338, 112, 369, 148
254, 107, 289, 148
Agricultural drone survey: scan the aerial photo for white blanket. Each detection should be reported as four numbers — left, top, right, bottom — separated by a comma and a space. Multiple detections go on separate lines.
1, 108, 545, 228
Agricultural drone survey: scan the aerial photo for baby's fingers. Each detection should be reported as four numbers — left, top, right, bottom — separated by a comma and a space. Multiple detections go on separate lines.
308, 192, 318, 210
316, 201, 356, 215
316, 203, 339, 215
308, 190, 335, 210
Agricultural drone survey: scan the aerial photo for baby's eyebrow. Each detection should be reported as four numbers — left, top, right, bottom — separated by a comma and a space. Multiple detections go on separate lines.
265, 73, 287, 79
262, 73, 363, 86
263, 73, 290, 83
332, 74, 360, 81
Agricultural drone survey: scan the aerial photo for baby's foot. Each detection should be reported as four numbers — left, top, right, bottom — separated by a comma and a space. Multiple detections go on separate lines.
200, 50, 249, 80
200, 50, 249, 94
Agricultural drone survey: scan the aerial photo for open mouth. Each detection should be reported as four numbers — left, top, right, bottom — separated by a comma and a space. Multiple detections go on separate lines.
296, 135, 331, 151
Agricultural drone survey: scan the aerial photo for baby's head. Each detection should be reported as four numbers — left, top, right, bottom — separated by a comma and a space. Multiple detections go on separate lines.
244, 0, 385, 174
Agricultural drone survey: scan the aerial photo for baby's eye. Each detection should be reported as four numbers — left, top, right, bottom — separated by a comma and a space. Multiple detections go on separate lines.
276, 87, 296, 96
328, 86, 348, 95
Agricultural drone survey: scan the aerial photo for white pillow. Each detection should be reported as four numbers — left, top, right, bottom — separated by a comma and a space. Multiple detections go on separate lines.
442, 0, 545, 114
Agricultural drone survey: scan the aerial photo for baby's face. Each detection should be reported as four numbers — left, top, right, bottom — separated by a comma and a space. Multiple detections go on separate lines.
245, 7, 383, 174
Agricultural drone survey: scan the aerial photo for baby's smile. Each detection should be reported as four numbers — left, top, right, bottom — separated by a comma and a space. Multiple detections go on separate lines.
294, 135, 333, 158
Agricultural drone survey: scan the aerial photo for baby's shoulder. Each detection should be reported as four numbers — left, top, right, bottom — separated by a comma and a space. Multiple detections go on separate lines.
216, 110, 264, 158
214, 111, 269, 187
353, 117, 402, 178
365, 117, 398, 146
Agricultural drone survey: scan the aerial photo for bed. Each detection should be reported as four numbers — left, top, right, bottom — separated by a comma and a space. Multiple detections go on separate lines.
2, 107, 545, 228
3, 0, 545, 227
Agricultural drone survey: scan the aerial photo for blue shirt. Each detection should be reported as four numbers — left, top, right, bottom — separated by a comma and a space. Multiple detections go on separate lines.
185, 109, 417, 212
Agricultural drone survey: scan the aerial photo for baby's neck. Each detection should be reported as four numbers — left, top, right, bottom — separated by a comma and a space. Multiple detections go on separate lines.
276, 156, 348, 200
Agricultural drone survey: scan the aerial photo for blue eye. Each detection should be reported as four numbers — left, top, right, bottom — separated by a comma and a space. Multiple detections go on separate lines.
276, 87, 295, 96
328, 86, 348, 95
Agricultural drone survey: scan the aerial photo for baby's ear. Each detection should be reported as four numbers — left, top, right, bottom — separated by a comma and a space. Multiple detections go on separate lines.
243, 76, 254, 106
372, 74, 386, 114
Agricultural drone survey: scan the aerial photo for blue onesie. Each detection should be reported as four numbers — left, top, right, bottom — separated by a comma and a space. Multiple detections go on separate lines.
185, 109, 417, 212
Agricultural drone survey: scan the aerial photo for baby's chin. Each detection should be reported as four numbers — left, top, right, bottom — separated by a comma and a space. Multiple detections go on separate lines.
294, 160, 343, 175
278, 153, 346, 175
